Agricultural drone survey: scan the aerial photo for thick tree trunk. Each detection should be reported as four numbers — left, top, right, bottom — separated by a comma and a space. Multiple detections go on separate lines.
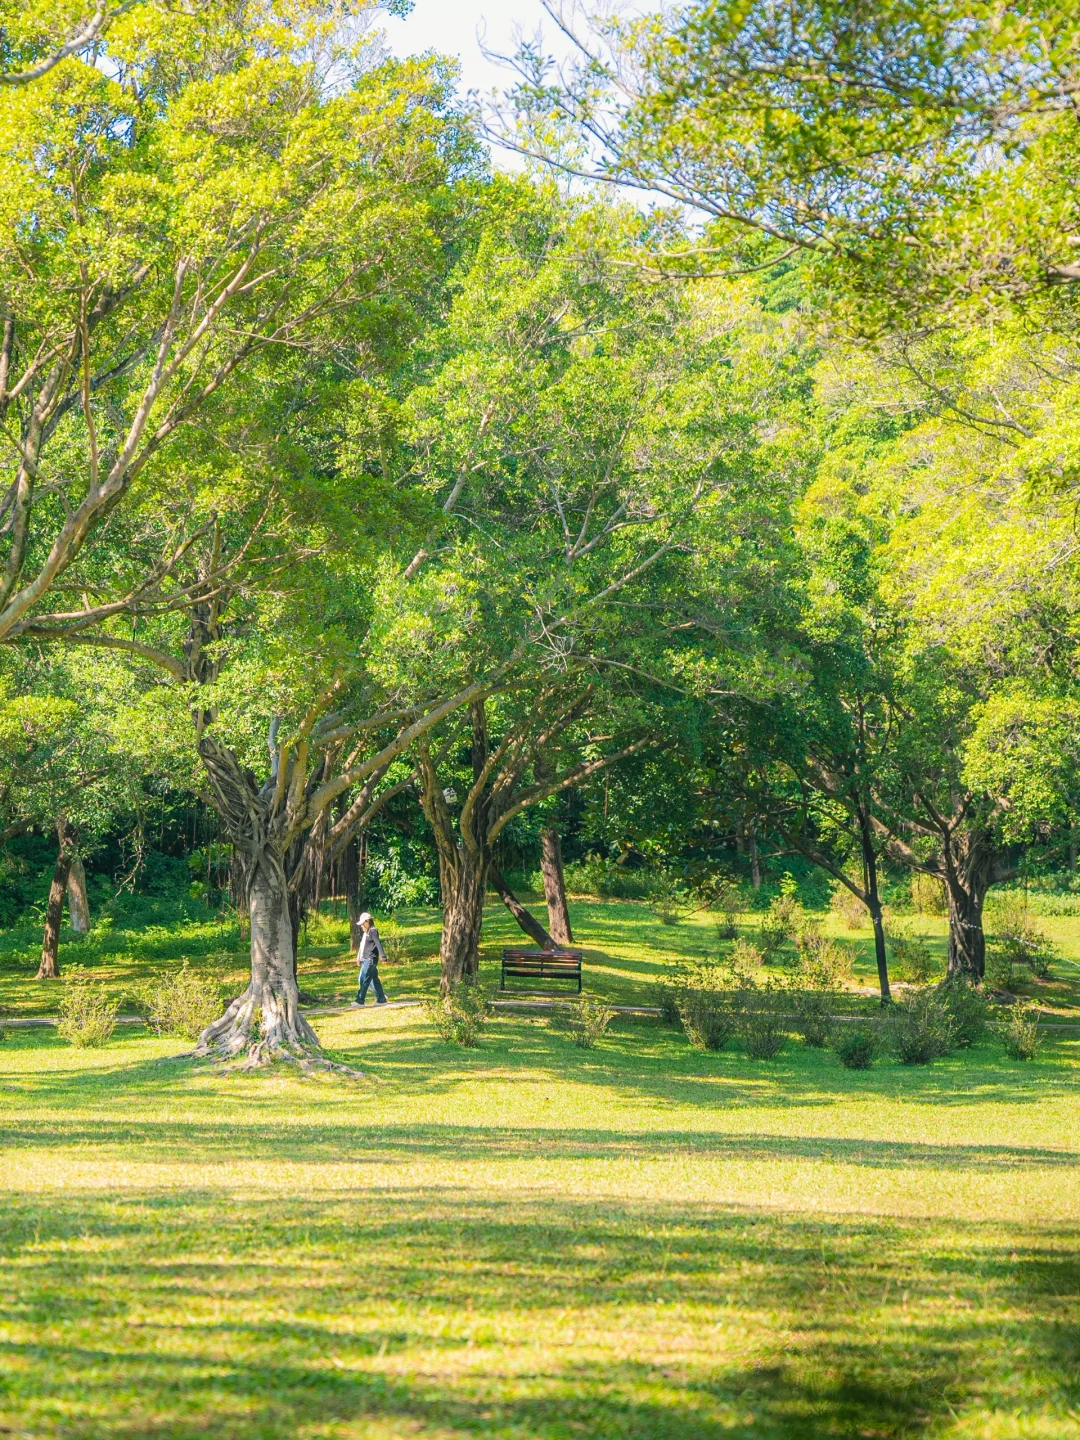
66, 857, 90, 934
439, 849, 488, 989
37, 847, 72, 979
490, 865, 556, 948
540, 827, 573, 945
195, 852, 320, 1063
945, 880, 988, 982
938, 826, 999, 984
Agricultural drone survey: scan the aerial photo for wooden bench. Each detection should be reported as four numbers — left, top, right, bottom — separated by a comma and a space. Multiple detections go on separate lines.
501, 948, 583, 993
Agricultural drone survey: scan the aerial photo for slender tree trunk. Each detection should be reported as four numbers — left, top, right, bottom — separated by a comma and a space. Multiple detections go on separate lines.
868, 896, 891, 1004
195, 851, 320, 1062
37, 844, 72, 979
857, 810, 890, 1005
539, 827, 573, 945
490, 865, 556, 948
748, 821, 761, 890
66, 856, 90, 934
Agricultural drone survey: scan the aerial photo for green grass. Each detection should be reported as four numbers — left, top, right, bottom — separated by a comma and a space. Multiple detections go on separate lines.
1, 998, 1079, 1438
4, 894, 1077, 1019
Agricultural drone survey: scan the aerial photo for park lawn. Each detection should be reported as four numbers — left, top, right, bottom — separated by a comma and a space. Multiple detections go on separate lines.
3, 896, 1078, 1020
0, 1006, 1079, 1440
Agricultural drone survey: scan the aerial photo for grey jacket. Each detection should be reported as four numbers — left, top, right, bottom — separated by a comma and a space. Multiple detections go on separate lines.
357, 925, 385, 969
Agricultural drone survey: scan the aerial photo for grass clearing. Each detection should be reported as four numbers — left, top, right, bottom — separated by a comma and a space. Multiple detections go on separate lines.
1, 995, 1079, 1438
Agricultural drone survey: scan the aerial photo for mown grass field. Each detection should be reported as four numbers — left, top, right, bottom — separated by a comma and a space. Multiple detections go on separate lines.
1, 898, 1079, 1438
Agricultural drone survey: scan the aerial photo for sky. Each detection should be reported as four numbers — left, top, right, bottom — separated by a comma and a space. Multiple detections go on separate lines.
383, 0, 558, 97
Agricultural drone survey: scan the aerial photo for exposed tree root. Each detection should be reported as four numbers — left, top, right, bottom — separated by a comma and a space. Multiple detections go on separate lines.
179, 984, 366, 1079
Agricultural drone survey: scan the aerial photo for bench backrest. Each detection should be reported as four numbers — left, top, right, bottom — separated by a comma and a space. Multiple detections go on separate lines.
503, 949, 582, 966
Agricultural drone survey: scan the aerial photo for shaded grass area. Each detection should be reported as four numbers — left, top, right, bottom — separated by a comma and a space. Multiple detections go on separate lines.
1, 1012, 1080, 1437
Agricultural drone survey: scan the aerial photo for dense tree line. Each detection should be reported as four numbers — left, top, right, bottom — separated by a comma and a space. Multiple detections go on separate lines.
2, 0, 1079, 1064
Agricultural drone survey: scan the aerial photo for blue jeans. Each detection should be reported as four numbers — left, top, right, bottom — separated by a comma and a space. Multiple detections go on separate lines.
356, 964, 387, 1004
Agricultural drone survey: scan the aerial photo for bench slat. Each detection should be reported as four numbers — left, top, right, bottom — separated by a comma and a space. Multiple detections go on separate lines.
500, 946, 583, 993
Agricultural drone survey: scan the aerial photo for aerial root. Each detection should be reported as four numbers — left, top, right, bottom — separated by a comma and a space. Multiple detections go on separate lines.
216, 1037, 366, 1080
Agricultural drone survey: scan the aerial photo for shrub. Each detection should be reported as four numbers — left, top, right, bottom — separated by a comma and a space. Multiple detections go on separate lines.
833, 1023, 881, 1070
143, 962, 223, 1040
791, 987, 834, 1047
729, 937, 765, 975
888, 922, 938, 984
423, 976, 491, 1047
1002, 1001, 1041, 1061
566, 993, 615, 1049
57, 973, 119, 1048
738, 1000, 788, 1060
654, 978, 682, 1025
989, 897, 1057, 981
890, 988, 956, 1065
650, 870, 692, 925
984, 951, 1015, 991
699, 876, 742, 940
757, 894, 800, 962
830, 884, 866, 929
377, 917, 407, 965
911, 872, 948, 915
561, 857, 654, 901
794, 931, 854, 989
677, 988, 736, 1051
939, 978, 989, 1049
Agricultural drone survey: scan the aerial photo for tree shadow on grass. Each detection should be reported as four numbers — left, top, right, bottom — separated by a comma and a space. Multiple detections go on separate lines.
1, 1192, 1078, 1438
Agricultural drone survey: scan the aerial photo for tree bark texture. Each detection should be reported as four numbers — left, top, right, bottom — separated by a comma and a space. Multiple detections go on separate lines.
66, 856, 90, 934
37, 823, 74, 979
195, 849, 320, 1063
490, 866, 556, 948
937, 825, 1000, 983
193, 738, 321, 1065
540, 827, 573, 945
857, 810, 891, 1005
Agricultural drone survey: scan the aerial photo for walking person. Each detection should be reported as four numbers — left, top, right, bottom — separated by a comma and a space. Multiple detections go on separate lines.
353, 911, 388, 1006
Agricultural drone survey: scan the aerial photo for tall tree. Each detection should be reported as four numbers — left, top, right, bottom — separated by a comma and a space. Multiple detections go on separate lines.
0, 0, 439, 651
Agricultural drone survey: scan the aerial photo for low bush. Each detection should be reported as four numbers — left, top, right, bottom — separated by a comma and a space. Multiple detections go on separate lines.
650, 870, 693, 926
57, 973, 119, 1048
376, 917, 407, 965
1002, 1002, 1041, 1061
424, 976, 491, 1047
729, 937, 765, 974
677, 988, 736, 1051
833, 1023, 881, 1070
830, 884, 866, 929
738, 1000, 788, 1060
757, 894, 801, 962
791, 987, 834, 1047
888, 923, 939, 984
988, 897, 1057, 981
566, 993, 615, 1049
561, 857, 654, 901
143, 962, 223, 1040
794, 931, 854, 989
939, 978, 990, 1049
699, 876, 742, 940
654, 978, 682, 1025
910, 872, 948, 915
890, 988, 956, 1065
